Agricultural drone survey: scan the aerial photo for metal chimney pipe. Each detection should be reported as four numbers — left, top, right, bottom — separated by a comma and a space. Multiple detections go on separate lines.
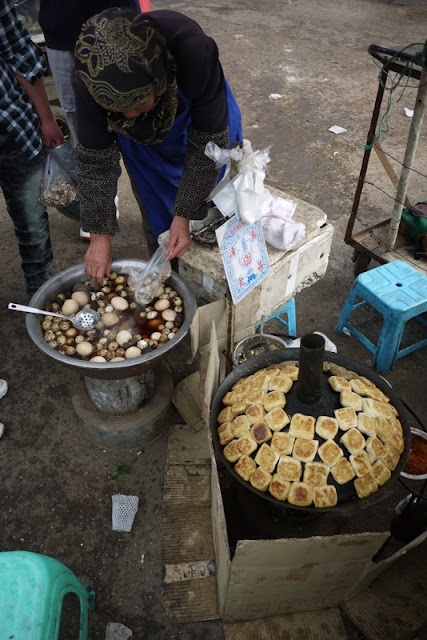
297, 333, 325, 404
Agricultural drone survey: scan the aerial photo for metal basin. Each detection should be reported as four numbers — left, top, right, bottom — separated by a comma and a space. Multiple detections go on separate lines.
26, 259, 197, 380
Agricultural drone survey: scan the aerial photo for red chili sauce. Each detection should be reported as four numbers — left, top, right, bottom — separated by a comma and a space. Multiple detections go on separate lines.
403, 432, 427, 476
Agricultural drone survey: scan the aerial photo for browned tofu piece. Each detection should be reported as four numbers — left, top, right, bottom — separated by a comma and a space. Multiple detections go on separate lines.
381, 442, 400, 471
234, 455, 256, 481
315, 416, 339, 440
250, 420, 272, 444
350, 451, 373, 477
329, 376, 352, 392
268, 475, 291, 501
268, 373, 293, 393
280, 365, 299, 380
254, 443, 279, 473
250, 466, 272, 492
313, 485, 338, 508
217, 422, 234, 445
236, 432, 258, 457
303, 461, 330, 486
293, 438, 319, 462
340, 428, 366, 455
288, 482, 314, 506
277, 455, 302, 482
372, 458, 392, 486
354, 472, 378, 499
231, 414, 250, 438
362, 398, 398, 421
265, 407, 290, 431
357, 413, 377, 437
217, 405, 234, 424
340, 389, 363, 412
263, 391, 286, 412
366, 436, 385, 463
289, 413, 316, 440
223, 439, 241, 463
271, 431, 295, 456
334, 407, 358, 431
331, 457, 356, 485
318, 439, 344, 467
245, 403, 266, 425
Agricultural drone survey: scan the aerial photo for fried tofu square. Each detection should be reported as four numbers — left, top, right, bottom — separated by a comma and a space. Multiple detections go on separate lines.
362, 398, 398, 421
217, 405, 234, 424
230, 397, 249, 416
265, 407, 290, 431
381, 442, 400, 471
350, 451, 373, 477
217, 422, 234, 445
357, 413, 377, 437
288, 481, 314, 506
289, 413, 316, 440
331, 457, 356, 484
232, 376, 250, 391
222, 390, 241, 406
268, 373, 293, 393
231, 414, 250, 438
250, 466, 272, 491
303, 461, 330, 486
313, 485, 338, 508
280, 364, 299, 380
271, 431, 295, 456
250, 372, 272, 392
376, 418, 404, 453
329, 376, 352, 392
293, 438, 319, 462
334, 407, 358, 431
250, 420, 272, 444
318, 439, 344, 467
354, 472, 378, 499
263, 390, 286, 412
245, 403, 266, 425
366, 436, 385, 463
340, 428, 366, 454
340, 389, 363, 412
223, 439, 242, 463
372, 458, 392, 486
254, 443, 279, 473
357, 377, 391, 403
268, 475, 291, 501
246, 388, 265, 405
234, 455, 256, 481
316, 415, 339, 440
277, 455, 302, 482
236, 432, 258, 456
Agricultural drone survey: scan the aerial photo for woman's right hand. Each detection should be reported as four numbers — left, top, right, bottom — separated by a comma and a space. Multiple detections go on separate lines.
84, 234, 112, 284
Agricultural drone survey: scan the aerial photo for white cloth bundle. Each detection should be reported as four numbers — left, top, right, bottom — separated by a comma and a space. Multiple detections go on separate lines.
260, 188, 305, 251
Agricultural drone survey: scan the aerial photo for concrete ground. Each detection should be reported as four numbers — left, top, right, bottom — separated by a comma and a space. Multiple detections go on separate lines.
1, 0, 426, 638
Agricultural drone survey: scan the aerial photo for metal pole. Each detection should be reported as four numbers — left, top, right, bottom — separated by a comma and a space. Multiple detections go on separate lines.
388, 42, 427, 250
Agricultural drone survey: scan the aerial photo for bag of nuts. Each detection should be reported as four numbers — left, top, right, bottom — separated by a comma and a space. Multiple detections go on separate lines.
127, 243, 172, 305
39, 141, 79, 207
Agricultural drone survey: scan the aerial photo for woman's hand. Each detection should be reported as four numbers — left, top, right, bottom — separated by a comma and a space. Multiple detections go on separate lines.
165, 216, 192, 260
84, 234, 112, 284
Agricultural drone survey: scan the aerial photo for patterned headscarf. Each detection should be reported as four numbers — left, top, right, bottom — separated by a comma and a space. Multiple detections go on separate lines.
75, 8, 178, 144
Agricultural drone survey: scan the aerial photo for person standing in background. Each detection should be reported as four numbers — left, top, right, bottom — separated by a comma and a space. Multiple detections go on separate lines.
38, 1, 140, 144
0, 0, 63, 296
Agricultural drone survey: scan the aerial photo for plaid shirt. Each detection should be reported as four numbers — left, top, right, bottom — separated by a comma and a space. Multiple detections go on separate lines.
0, 0, 47, 158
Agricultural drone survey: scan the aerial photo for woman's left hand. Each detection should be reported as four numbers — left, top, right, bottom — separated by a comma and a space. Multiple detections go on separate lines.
165, 216, 192, 260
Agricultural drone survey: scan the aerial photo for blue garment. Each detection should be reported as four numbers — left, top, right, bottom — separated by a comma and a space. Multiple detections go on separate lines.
0, 134, 52, 295
117, 79, 242, 241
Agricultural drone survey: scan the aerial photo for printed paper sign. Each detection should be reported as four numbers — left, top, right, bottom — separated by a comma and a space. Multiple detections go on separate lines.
216, 216, 270, 304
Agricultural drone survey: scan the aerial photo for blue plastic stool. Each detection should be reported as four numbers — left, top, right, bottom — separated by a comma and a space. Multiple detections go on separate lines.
0, 551, 95, 640
336, 260, 427, 373
254, 297, 297, 340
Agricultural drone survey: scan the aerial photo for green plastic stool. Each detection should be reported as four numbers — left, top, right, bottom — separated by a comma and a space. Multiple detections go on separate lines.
0, 551, 95, 640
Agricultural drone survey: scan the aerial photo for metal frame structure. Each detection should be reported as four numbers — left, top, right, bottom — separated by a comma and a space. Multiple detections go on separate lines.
345, 43, 427, 275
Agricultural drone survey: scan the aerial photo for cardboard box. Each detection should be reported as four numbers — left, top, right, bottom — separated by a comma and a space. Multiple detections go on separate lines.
202, 322, 427, 623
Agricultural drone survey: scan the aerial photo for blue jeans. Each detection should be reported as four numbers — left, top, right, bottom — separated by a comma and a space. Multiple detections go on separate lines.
0, 134, 53, 295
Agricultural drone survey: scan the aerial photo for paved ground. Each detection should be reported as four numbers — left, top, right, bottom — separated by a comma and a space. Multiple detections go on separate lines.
1, 0, 426, 638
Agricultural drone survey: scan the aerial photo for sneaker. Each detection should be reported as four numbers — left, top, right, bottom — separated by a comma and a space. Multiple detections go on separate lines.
80, 228, 91, 241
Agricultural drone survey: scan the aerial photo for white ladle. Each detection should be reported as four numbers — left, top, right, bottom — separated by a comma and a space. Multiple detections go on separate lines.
8, 302, 99, 331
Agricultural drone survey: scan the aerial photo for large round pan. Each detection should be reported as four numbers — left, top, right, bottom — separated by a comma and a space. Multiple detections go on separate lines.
210, 348, 411, 513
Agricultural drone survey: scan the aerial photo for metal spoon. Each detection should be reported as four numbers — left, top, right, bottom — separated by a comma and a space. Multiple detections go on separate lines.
8, 302, 99, 331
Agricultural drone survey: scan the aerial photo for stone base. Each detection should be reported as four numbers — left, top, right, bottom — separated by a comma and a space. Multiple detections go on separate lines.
71, 362, 174, 449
